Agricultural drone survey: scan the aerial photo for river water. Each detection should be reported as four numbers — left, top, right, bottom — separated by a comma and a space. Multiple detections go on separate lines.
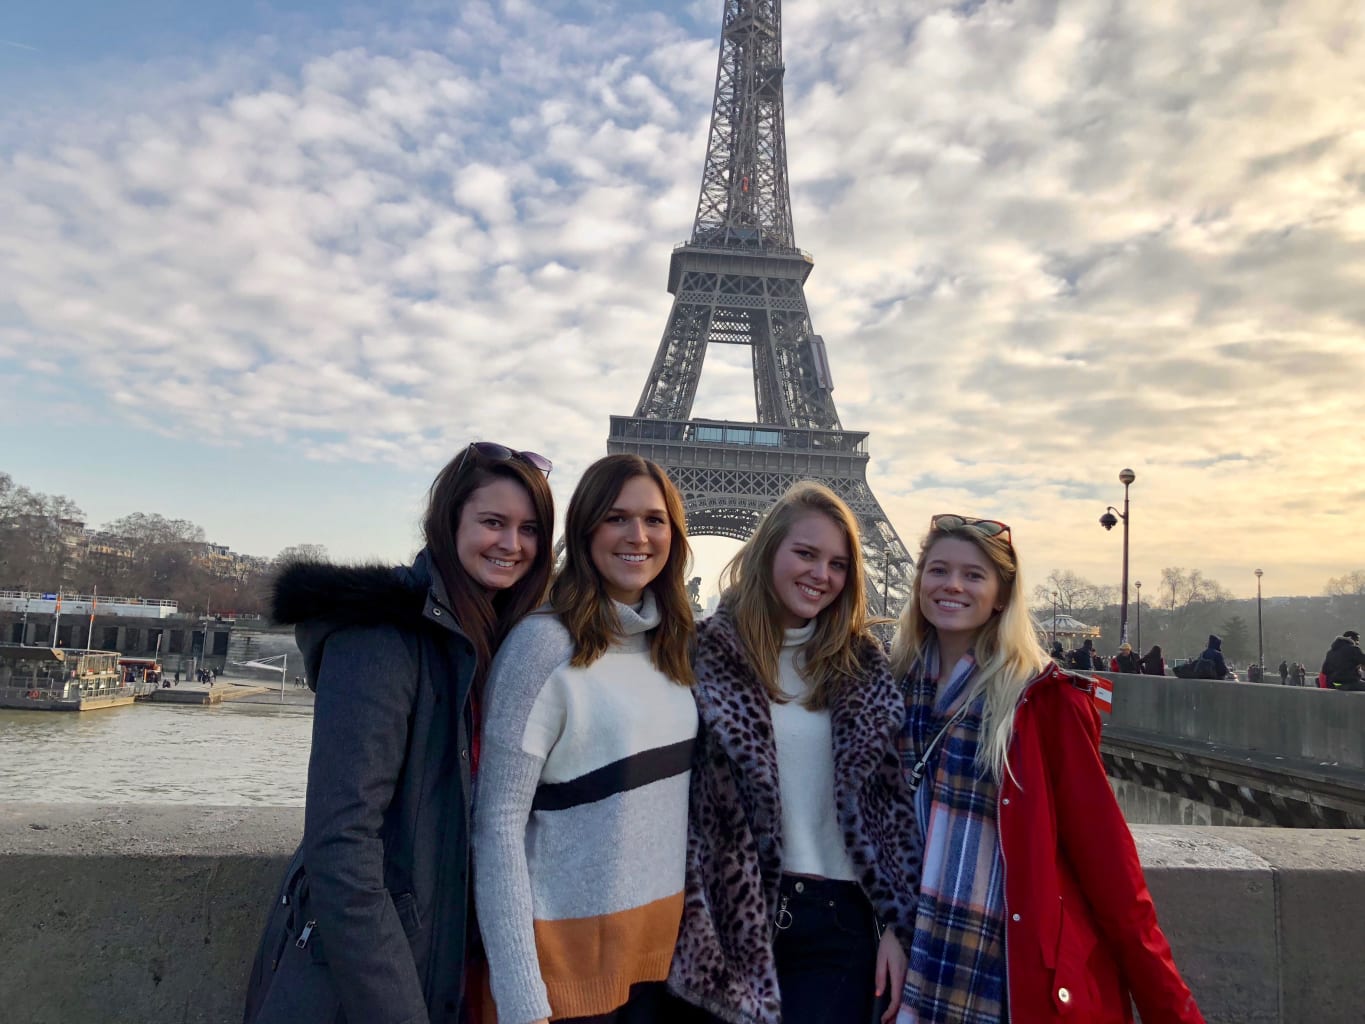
0, 695, 313, 806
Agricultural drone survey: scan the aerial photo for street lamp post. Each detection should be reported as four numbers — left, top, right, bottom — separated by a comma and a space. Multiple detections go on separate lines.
1051, 591, 1058, 647
1099, 468, 1137, 645
1134, 581, 1142, 652
1254, 568, 1264, 681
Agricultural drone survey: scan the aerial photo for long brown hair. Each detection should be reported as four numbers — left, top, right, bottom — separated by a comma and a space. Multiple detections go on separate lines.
720, 482, 874, 709
889, 519, 1045, 782
423, 447, 555, 677
549, 454, 694, 686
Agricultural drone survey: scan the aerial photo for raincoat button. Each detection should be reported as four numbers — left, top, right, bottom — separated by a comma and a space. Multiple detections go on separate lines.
795, 881, 805, 893
1002, 798, 1010, 806
1012, 913, 1021, 922
460, 749, 469, 761
1058, 987, 1071, 1003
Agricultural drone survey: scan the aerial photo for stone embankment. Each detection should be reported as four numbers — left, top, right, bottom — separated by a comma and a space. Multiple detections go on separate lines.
1, 804, 1361, 1023
1102, 672, 1365, 827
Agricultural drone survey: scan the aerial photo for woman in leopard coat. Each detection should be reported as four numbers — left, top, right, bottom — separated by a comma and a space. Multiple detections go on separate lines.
668, 483, 922, 1024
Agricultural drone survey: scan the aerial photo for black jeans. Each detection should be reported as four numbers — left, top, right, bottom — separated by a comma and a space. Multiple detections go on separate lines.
773, 874, 879, 1024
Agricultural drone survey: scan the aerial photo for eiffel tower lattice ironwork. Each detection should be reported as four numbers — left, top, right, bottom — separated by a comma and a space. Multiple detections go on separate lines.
607, 0, 913, 612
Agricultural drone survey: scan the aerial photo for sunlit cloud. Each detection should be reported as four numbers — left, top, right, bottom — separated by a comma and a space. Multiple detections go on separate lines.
1, 0, 1362, 596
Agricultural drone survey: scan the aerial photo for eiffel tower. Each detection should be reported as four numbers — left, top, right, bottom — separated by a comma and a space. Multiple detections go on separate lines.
606, 0, 913, 613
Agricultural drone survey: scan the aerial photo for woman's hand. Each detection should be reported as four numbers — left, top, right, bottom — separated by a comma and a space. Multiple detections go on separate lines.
875, 927, 907, 1023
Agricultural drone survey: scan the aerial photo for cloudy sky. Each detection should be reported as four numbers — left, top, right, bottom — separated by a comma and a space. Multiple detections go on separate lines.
3, 0, 1363, 603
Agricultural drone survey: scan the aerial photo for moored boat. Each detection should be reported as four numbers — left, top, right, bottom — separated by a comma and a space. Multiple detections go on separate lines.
0, 644, 152, 711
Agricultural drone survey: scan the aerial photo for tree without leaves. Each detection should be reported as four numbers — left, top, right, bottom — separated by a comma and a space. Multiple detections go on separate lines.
0, 472, 87, 590
1325, 570, 1365, 597
1160, 567, 1232, 615
1033, 569, 1115, 618
102, 513, 207, 546
0, 471, 274, 614
1157, 567, 1234, 657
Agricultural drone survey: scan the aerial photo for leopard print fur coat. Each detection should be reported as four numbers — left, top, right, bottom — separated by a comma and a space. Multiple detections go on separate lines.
667, 604, 923, 1024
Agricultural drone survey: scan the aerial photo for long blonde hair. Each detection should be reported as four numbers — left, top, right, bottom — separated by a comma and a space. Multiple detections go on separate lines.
720, 482, 874, 709
890, 519, 1046, 782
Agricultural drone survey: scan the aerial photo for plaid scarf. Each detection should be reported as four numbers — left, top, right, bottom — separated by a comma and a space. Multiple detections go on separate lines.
897, 642, 1007, 1024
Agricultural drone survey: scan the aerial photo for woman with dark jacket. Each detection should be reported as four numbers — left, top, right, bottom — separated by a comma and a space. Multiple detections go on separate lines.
242, 442, 554, 1024
1141, 645, 1167, 676
892, 515, 1202, 1023
670, 483, 922, 1024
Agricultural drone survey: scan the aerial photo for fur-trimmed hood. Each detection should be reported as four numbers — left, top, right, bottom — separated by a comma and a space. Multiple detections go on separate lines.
271, 550, 461, 689
271, 559, 429, 629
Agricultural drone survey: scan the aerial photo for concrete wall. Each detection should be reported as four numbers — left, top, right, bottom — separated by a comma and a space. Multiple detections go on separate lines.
1112, 778, 1271, 828
1104, 671, 1365, 770
2, 805, 1363, 1023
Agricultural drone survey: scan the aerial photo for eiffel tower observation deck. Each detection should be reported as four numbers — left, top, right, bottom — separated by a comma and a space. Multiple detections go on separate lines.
607, 0, 913, 612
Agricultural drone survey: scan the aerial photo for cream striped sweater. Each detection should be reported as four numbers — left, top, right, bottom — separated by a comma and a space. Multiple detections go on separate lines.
473, 593, 698, 1024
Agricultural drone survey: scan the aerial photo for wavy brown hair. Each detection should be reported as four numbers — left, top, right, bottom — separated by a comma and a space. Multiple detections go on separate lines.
423, 446, 555, 680
720, 482, 875, 709
549, 454, 694, 686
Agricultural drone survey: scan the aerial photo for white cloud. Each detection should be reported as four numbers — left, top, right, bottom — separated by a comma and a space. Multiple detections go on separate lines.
1, 0, 1364, 597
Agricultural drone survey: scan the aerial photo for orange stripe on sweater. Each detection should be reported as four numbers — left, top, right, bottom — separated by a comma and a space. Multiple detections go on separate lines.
533, 891, 684, 1020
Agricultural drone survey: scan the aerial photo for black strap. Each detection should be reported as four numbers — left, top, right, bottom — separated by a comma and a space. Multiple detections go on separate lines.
907, 702, 971, 794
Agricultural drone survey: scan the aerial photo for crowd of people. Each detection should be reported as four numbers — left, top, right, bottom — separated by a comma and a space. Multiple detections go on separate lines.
1050, 635, 1168, 676
1054, 631, 1365, 691
239, 442, 1204, 1024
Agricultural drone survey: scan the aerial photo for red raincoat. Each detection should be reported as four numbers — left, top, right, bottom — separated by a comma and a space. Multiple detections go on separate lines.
998, 664, 1205, 1023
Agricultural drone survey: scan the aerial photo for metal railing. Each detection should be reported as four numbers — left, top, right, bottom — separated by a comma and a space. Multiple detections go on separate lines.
0, 589, 178, 609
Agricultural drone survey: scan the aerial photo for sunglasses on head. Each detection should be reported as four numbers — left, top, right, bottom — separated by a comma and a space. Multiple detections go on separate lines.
455, 441, 553, 476
930, 513, 1011, 543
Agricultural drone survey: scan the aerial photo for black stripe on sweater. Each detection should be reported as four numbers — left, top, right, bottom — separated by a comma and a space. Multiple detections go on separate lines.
531, 738, 695, 812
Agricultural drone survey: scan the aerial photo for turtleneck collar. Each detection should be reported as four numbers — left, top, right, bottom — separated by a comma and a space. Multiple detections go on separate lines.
611, 588, 661, 651
783, 618, 817, 648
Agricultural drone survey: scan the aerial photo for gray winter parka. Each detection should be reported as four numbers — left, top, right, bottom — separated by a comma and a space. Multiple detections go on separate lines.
243, 552, 478, 1024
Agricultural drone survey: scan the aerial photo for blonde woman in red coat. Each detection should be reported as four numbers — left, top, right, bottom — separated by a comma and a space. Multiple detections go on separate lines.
892, 515, 1203, 1023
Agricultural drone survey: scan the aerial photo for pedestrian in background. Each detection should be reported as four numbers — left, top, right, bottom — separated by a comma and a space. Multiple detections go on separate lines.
1321, 631, 1365, 692
890, 514, 1204, 1023
242, 441, 555, 1024
1069, 637, 1096, 671
1140, 645, 1166, 676
1114, 642, 1142, 674
1199, 635, 1230, 680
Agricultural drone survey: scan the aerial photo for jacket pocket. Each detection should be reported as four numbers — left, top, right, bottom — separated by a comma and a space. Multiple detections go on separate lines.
251, 936, 342, 1024
1051, 899, 1099, 1016
243, 853, 310, 1023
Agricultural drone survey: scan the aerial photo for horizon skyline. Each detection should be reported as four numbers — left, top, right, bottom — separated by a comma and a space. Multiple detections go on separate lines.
3, 1, 1364, 603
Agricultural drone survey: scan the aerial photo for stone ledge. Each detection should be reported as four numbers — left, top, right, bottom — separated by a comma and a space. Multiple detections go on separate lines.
1, 805, 1363, 1023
